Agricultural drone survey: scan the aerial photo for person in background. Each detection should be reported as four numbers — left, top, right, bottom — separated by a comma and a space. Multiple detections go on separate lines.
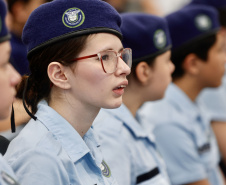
0, 0, 51, 140
4, 0, 132, 184
103, 0, 162, 15
7, 0, 51, 75
138, 5, 226, 185
93, 13, 174, 185
0, 0, 21, 184
185, 0, 226, 173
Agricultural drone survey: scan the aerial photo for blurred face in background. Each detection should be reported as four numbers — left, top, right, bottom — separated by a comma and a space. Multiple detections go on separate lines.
0, 41, 21, 119
7, 0, 47, 35
103, 0, 128, 12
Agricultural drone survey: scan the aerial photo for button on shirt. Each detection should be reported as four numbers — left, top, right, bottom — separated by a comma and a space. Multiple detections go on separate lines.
0, 155, 19, 185
93, 104, 171, 185
4, 100, 117, 185
138, 83, 224, 185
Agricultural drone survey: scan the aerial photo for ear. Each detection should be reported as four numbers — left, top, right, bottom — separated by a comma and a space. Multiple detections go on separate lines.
135, 61, 153, 85
182, 53, 200, 75
47, 62, 71, 89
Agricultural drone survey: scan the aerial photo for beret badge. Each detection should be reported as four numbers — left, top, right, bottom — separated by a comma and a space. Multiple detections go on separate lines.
62, 7, 85, 28
154, 29, 167, 49
195, 14, 212, 31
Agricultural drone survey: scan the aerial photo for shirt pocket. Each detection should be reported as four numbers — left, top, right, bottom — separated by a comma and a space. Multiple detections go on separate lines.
193, 127, 219, 170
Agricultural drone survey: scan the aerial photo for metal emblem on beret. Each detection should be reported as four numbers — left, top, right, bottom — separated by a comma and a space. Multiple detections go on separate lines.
195, 14, 212, 31
154, 29, 166, 50
62, 8, 85, 28
1, 171, 20, 185
100, 160, 111, 178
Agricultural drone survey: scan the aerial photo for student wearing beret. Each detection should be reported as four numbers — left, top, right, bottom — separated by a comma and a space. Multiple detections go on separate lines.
0, 0, 21, 184
4, 0, 132, 184
0, 0, 52, 141
186, 0, 226, 172
93, 13, 174, 185
138, 5, 226, 185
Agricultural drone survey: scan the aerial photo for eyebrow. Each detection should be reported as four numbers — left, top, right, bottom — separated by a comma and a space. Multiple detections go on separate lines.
99, 47, 124, 53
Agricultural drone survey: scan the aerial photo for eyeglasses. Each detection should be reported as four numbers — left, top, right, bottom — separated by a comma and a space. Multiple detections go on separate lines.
72, 48, 132, 73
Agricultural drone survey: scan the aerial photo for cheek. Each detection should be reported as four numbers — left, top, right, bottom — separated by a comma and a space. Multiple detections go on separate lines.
157, 66, 172, 86
75, 64, 110, 98
0, 82, 13, 119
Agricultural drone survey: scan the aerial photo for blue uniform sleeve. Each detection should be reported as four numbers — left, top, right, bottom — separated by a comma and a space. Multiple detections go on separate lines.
154, 124, 207, 185
9, 149, 69, 185
95, 124, 133, 185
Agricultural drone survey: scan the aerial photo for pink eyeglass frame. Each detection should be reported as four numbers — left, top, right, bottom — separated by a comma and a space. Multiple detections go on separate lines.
71, 48, 131, 73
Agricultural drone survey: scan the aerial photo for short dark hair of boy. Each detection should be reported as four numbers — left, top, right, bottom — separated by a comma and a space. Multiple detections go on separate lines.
171, 34, 217, 80
218, 8, 226, 27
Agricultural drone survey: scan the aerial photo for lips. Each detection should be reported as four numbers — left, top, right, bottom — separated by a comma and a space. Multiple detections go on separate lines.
113, 81, 128, 96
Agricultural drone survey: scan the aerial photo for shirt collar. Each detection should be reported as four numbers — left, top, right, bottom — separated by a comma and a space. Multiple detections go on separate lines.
166, 83, 200, 120
35, 100, 100, 163
104, 104, 155, 142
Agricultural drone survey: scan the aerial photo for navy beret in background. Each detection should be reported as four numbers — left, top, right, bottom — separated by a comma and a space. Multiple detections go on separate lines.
22, 0, 122, 59
0, 0, 10, 43
166, 5, 220, 51
188, 0, 226, 9
121, 13, 172, 63
186, 0, 226, 26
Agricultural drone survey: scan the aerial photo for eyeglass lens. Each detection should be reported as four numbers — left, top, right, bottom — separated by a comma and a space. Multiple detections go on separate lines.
100, 49, 132, 73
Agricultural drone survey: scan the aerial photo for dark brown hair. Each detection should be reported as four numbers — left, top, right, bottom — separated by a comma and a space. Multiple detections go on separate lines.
171, 34, 217, 80
16, 35, 89, 114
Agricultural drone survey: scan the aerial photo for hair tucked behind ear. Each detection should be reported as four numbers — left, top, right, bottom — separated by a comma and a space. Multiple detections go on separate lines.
16, 35, 89, 114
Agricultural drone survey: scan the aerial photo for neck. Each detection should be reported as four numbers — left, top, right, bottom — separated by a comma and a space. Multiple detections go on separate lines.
123, 85, 145, 117
49, 90, 100, 137
173, 76, 203, 102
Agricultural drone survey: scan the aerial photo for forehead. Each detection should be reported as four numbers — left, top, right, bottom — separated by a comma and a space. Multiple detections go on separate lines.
82, 33, 123, 53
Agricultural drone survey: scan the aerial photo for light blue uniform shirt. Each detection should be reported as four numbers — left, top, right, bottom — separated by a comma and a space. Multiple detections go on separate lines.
197, 74, 226, 121
138, 83, 224, 185
4, 100, 117, 185
0, 155, 19, 185
93, 104, 171, 185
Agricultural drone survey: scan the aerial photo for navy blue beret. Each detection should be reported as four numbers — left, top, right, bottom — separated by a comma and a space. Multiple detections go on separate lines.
121, 13, 171, 63
0, 0, 10, 43
187, 0, 226, 26
189, 0, 226, 9
22, 0, 122, 59
166, 5, 220, 51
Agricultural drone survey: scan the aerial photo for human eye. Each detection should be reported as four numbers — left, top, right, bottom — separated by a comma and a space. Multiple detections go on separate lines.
101, 54, 110, 61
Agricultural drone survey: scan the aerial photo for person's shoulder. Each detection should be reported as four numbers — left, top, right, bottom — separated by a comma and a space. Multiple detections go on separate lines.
4, 119, 62, 165
139, 100, 181, 123
93, 109, 124, 137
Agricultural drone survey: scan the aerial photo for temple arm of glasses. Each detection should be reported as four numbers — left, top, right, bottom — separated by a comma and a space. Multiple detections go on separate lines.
72, 54, 98, 62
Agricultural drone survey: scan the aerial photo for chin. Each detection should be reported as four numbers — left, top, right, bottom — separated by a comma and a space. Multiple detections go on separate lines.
103, 100, 122, 109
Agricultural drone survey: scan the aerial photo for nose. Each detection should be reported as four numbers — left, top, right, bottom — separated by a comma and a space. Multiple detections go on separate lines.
9, 64, 21, 87
115, 57, 131, 76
